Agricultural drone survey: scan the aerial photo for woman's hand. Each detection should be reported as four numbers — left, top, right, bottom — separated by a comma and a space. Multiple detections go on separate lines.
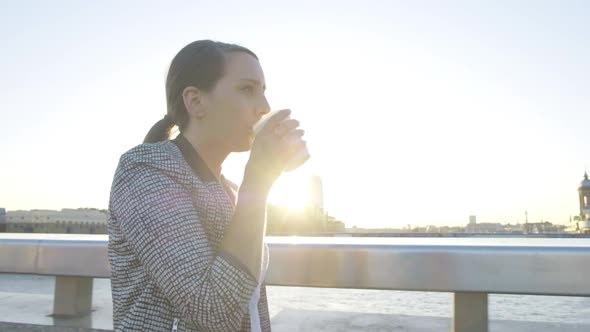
244, 109, 306, 191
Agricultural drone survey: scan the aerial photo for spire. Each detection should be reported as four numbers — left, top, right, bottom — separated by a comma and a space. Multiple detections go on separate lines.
580, 170, 590, 189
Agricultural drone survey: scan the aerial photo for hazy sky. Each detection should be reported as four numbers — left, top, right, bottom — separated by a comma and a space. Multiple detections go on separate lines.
1, 1, 589, 228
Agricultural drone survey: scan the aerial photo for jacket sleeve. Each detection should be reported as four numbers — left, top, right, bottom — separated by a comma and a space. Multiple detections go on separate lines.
110, 154, 258, 331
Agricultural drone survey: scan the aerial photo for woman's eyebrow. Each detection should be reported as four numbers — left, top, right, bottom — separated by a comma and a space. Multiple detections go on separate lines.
239, 78, 266, 91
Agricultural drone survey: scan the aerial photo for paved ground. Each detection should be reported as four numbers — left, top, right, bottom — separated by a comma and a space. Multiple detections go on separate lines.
1, 292, 589, 332
272, 309, 589, 331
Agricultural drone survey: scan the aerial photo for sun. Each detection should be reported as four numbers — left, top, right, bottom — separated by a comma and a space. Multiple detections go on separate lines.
267, 171, 310, 209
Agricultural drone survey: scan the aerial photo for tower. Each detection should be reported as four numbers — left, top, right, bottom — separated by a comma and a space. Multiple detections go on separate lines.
309, 175, 324, 211
308, 175, 326, 229
579, 172, 590, 221
0, 208, 6, 232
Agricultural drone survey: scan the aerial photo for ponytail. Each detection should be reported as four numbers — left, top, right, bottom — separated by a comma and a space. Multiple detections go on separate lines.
143, 114, 175, 143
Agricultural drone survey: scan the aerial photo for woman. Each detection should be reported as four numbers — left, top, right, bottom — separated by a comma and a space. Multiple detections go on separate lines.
108, 40, 305, 331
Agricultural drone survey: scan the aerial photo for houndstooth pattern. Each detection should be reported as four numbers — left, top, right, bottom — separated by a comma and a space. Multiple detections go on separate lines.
108, 140, 271, 331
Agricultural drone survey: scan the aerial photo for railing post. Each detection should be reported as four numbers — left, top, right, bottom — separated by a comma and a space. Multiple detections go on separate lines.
452, 292, 488, 332
52, 276, 93, 317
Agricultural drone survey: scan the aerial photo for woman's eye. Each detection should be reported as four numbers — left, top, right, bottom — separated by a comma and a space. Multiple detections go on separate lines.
242, 86, 254, 94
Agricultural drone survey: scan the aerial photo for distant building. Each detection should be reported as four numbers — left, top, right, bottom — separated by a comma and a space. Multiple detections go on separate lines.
524, 221, 566, 234
577, 172, 590, 233
266, 204, 327, 235
0, 208, 6, 232
469, 215, 477, 225
308, 175, 324, 211
6, 208, 108, 224
4, 208, 108, 234
465, 222, 505, 233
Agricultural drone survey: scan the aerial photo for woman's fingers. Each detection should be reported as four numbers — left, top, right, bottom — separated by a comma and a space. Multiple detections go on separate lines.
290, 139, 307, 151
263, 110, 291, 130
274, 119, 301, 137
282, 130, 306, 152
281, 129, 305, 142
290, 129, 305, 137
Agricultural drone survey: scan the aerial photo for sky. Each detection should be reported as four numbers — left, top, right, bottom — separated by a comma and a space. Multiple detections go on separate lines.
1, 0, 589, 228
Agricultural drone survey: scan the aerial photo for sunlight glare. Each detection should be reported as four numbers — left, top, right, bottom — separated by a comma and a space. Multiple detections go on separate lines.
268, 169, 311, 209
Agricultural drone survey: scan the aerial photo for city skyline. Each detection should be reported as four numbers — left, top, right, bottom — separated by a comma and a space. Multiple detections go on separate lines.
0, 205, 574, 230
1, 1, 589, 228
1, 169, 586, 228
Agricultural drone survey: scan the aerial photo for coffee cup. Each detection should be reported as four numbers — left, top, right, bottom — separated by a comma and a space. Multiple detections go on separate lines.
253, 110, 310, 172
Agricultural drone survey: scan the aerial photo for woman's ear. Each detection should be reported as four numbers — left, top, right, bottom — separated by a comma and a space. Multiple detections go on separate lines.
182, 86, 206, 119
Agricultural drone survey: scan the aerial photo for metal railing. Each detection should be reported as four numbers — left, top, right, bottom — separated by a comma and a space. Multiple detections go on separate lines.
1, 233, 589, 332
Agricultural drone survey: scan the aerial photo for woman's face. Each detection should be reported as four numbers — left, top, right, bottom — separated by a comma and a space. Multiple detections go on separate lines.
201, 52, 270, 152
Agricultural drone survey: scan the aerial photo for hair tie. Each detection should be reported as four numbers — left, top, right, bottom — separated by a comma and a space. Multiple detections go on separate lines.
163, 114, 174, 124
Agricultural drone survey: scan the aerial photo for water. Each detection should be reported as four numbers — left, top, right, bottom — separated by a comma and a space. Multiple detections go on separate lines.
266, 286, 590, 324
2, 274, 588, 325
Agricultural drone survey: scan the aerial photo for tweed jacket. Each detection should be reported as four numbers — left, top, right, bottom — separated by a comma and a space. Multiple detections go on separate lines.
108, 135, 271, 332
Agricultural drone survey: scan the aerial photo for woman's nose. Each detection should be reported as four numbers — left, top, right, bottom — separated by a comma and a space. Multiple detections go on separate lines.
258, 96, 271, 116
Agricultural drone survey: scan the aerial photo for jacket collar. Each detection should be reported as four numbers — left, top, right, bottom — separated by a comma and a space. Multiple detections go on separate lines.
172, 134, 217, 182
